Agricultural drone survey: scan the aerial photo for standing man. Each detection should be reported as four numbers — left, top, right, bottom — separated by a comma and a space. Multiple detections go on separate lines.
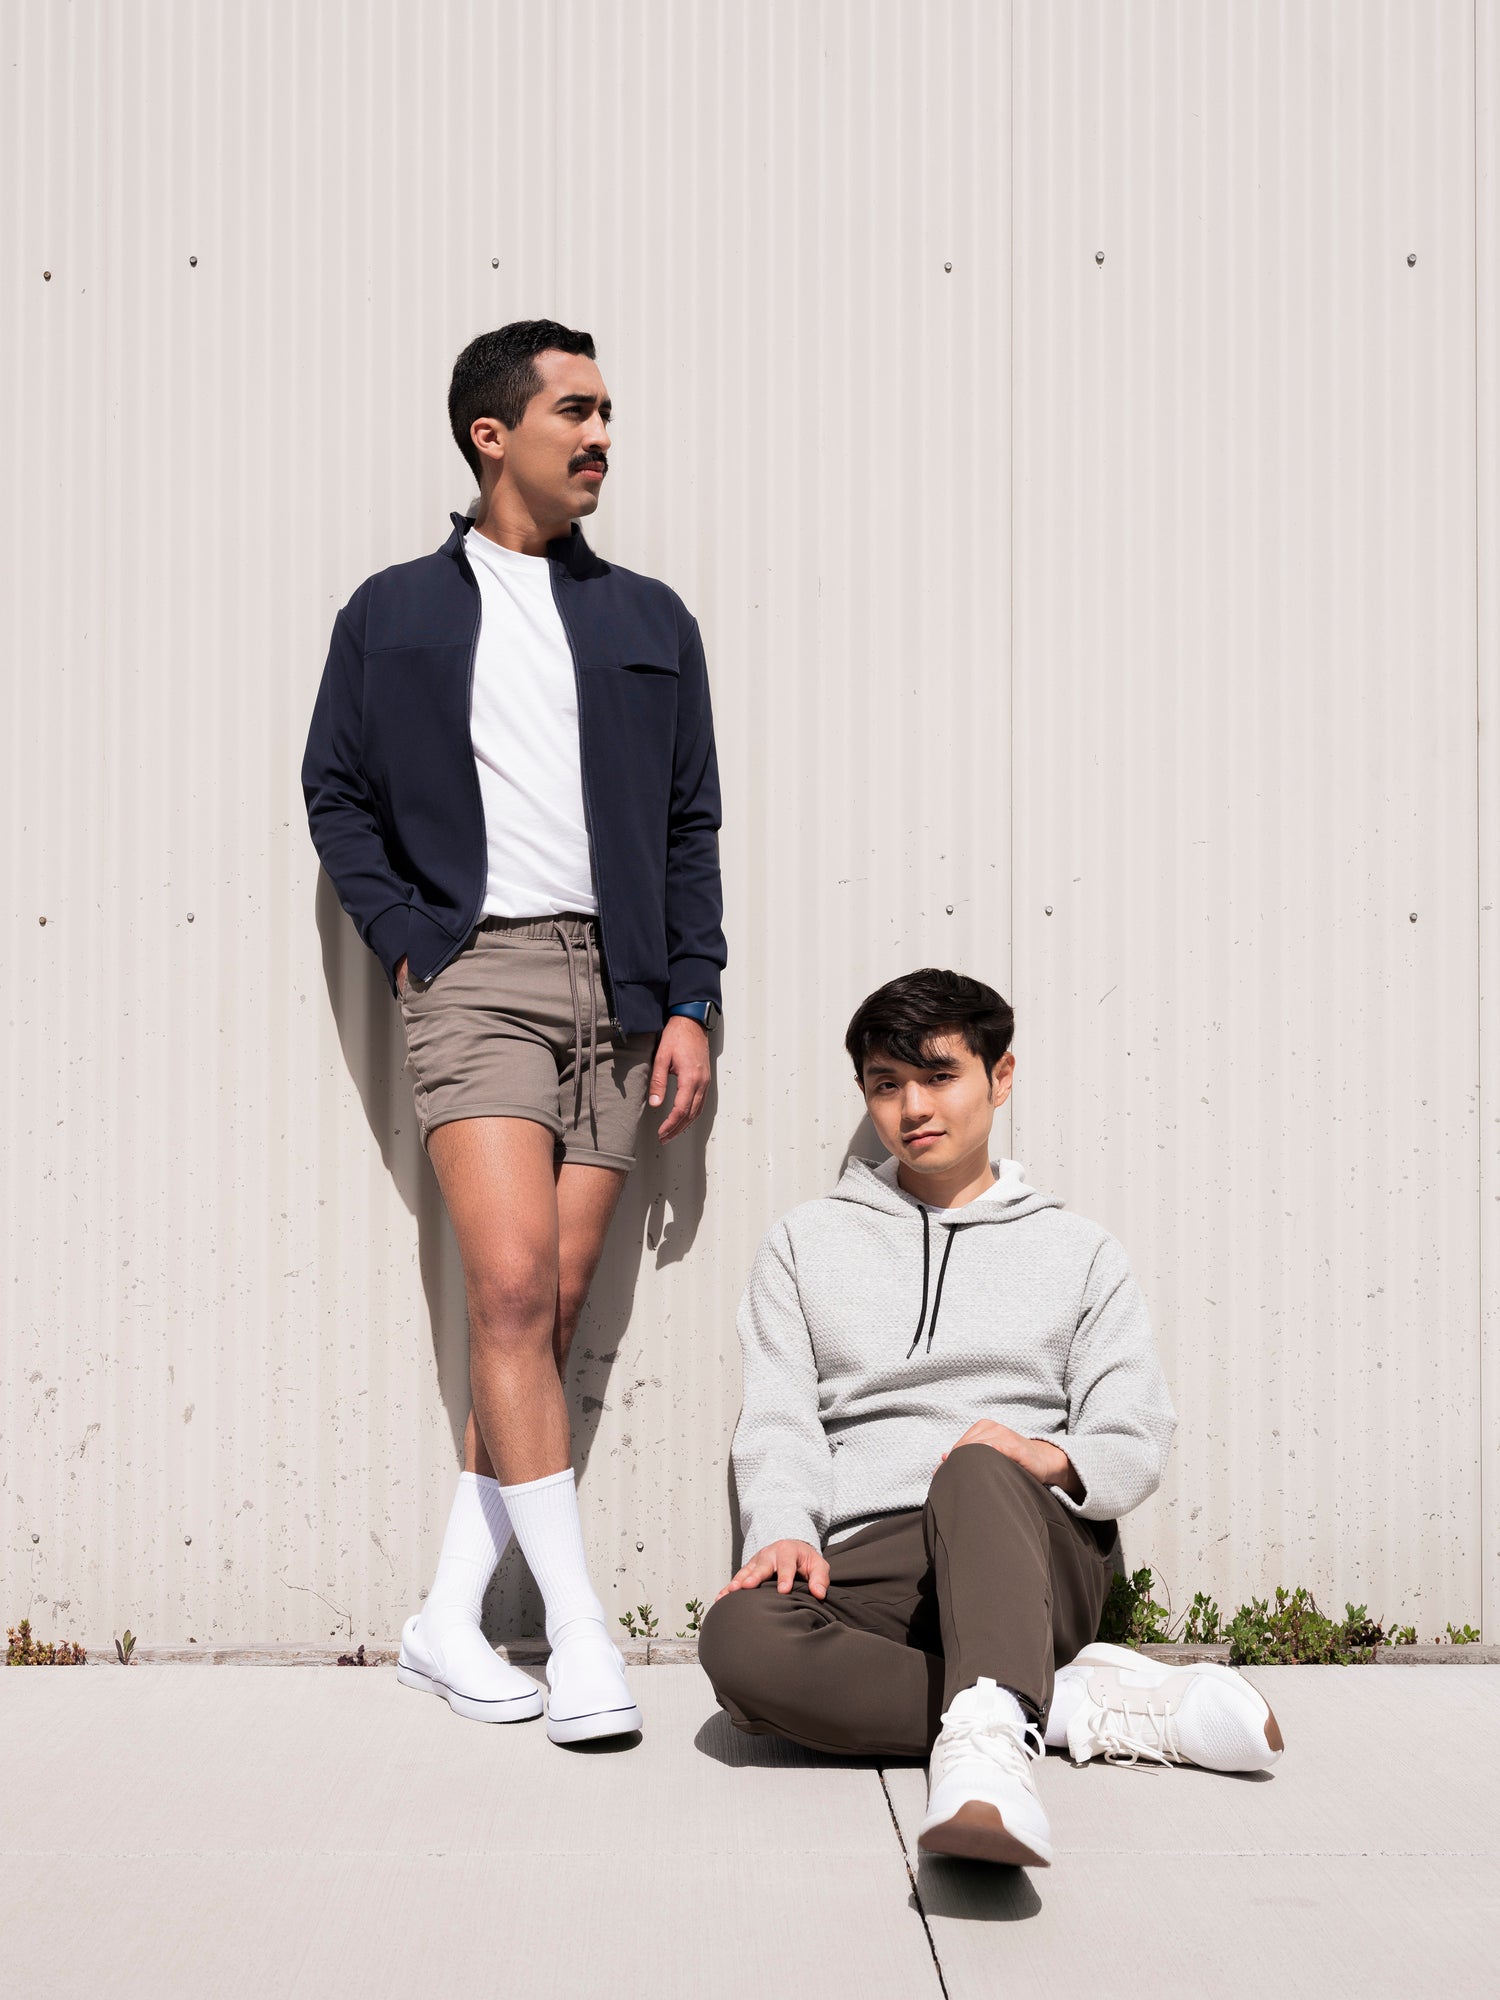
302, 321, 725, 1744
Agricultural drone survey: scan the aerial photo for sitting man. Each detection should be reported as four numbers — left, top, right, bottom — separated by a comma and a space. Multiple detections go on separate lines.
699, 968, 1283, 1870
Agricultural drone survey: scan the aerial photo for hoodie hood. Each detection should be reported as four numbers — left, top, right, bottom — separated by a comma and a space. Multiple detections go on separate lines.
831, 1154, 1063, 1225
830, 1156, 1064, 1358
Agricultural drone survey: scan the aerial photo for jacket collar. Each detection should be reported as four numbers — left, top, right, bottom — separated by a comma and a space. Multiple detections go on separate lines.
444, 513, 608, 581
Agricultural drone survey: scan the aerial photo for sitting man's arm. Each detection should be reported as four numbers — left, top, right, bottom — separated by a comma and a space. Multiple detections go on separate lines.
947, 1235, 1176, 1520
717, 1221, 835, 1601
943, 1418, 1086, 1501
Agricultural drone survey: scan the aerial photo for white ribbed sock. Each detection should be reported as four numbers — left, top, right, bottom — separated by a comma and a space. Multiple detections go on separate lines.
419, 1471, 512, 1628
497, 1466, 608, 1648
1044, 1674, 1086, 1748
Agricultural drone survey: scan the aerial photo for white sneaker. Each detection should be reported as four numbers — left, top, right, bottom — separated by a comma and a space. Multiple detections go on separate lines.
917, 1678, 1052, 1867
1055, 1643, 1284, 1772
544, 1626, 643, 1745
396, 1611, 544, 1723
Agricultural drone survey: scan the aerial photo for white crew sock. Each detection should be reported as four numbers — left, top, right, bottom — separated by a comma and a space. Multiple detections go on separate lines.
1044, 1673, 1087, 1748
497, 1467, 608, 1649
418, 1471, 512, 1630
946, 1678, 1030, 1733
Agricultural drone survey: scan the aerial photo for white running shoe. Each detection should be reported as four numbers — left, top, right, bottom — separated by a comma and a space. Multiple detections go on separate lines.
917, 1678, 1052, 1867
544, 1626, 643, 1745
396, 1611, 544, 1724
1055, 1643, 1284, 1773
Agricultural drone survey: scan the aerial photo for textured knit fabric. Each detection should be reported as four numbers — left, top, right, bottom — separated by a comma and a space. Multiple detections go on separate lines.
421, 1471, 512, 1622
498, 1466, 608, 1647
731, 1157, 1177, 1551
700, 1443, 1114, 1752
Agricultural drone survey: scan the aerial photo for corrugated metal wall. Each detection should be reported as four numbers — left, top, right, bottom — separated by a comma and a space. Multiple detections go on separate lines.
4, 1, 1494, 1647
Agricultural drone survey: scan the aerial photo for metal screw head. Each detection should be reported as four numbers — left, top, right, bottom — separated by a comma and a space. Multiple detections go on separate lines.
38, 915, 47, 925
944, 261, 952, 273
945, 904, 954, 915
186, 912, 194, 922
31, 1532, 39, 1543
189, 254, 198, 267
635, 1539, 645, 1552
184, 1535, 192, 1546
1407, 253, 1417, 267
1045, 905, 1054, 916
1095, 250, 1105, 265
43, 270, 52, 281
491, 257, 499, 269
1409, 911, 1418, 923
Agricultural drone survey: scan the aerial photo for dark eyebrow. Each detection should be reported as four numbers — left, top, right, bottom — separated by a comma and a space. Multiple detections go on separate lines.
555, 394, 611, 417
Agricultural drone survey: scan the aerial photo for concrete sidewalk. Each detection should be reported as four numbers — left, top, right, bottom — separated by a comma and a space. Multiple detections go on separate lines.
3, 1663, 1496, 1998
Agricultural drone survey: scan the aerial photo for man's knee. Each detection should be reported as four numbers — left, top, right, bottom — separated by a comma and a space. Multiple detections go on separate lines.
467, 1257, 557, 1355
698, 1587, 786, 1711
930, 1440, 1034, 1498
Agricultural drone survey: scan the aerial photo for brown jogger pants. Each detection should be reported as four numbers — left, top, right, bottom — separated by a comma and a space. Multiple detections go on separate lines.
698, 1443, 1116, 1758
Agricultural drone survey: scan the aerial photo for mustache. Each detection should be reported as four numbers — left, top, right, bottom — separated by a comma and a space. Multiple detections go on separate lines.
569, 451, 609, 475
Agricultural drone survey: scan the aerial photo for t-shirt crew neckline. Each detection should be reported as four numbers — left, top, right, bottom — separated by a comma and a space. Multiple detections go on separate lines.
465, 527, 552, 578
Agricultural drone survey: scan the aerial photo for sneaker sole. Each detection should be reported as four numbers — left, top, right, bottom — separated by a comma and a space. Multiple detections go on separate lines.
1071, 1643, 1284, 1760
546, 1702, 643, 1746
917, 1801, 1051, 1868
396, 1658, 544, 1724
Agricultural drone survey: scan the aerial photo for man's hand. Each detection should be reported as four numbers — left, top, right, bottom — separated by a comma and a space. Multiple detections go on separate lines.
716, 1539, 830, 1602
944, 1419, 1085, 1501
395, 955, 408, 997
650, 1014, 711, 1141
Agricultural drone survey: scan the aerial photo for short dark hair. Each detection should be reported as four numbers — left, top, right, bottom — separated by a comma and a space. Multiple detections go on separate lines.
448, 320, 597, 481
844, 968, 1015, 1083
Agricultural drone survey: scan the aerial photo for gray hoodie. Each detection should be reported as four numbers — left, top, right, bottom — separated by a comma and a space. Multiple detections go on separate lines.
731, 1156, 1177, 1554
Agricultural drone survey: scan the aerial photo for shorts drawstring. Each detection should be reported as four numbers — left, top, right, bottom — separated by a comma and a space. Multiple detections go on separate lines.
552, 920, 599, 1144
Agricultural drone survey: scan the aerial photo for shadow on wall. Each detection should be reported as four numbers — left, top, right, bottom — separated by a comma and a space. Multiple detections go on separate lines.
316, 873, 716, 1637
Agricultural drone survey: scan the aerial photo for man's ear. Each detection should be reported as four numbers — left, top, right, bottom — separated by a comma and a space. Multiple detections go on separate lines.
469, 416, 507, 471
991, 1053, 1016, 1108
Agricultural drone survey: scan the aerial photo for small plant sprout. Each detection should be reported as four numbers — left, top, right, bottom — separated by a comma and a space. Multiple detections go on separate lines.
1097, 1567, 1172, 1648
676, 1598, 705, 1638
1443, 1622, 1481, 1646
6, 1621, 87, 1666
618, 1603, 660, 1640
114, 1629, 137, 1665
1182, 1592, 1222, 1645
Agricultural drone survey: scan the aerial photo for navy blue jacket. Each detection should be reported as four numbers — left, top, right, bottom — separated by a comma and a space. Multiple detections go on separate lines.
302, 516, 725, 1035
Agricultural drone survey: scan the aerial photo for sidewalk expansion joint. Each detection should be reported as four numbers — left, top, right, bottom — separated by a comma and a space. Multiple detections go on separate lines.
878, 1767, 949, 2000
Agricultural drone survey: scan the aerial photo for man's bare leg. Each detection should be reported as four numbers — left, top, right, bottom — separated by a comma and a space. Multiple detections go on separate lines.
422, 1115, 640, 1741
458, 1151, 629, 1480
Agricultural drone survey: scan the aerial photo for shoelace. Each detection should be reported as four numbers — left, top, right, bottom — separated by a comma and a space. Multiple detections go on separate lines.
1079, 1697, 1183, 1768
935, 1713, 1046, 1783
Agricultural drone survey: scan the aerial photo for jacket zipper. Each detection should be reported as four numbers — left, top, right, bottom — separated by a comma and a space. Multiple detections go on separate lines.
548, 561, 622, 1033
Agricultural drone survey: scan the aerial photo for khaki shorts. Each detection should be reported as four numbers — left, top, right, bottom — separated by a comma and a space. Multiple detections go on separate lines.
399, 914, 657, 1169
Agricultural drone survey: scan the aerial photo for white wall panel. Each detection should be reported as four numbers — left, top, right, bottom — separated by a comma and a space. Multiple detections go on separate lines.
1478, 0, 1500, 1637
1012, 0, 1481, 1628
3, 0, 1010, 1645
3, 2, 1491, 1648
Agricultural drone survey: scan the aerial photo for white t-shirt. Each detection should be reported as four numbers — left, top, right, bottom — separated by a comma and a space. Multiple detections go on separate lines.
465, 529, 596, 918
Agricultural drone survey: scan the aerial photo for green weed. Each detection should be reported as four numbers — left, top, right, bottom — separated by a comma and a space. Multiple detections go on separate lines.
618, 1603, 659, 1640
6, 1620, 87, 1666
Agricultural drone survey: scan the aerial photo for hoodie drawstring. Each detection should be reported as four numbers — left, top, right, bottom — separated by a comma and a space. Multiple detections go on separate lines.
906, 1210, 962, 1358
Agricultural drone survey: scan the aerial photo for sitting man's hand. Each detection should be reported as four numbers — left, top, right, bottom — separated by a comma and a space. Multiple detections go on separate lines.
944, 1419, 1084, 1501
716, 1539, 831, 1602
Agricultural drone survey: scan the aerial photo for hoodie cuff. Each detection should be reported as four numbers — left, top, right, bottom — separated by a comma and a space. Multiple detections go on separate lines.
740, 1516, 824, 1558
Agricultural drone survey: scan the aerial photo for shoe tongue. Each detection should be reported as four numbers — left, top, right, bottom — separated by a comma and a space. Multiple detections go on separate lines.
945, 1680, 1017, 1727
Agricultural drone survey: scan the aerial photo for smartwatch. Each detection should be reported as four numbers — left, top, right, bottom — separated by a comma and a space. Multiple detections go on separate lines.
668, 1000, 720, 1032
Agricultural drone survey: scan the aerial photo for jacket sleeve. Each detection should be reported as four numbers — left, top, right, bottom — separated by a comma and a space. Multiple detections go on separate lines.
1053, 1235, 1177, 1523
731, 1222, 834, 1554
664, 614, 727, 1011
301, 595, 414, 994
